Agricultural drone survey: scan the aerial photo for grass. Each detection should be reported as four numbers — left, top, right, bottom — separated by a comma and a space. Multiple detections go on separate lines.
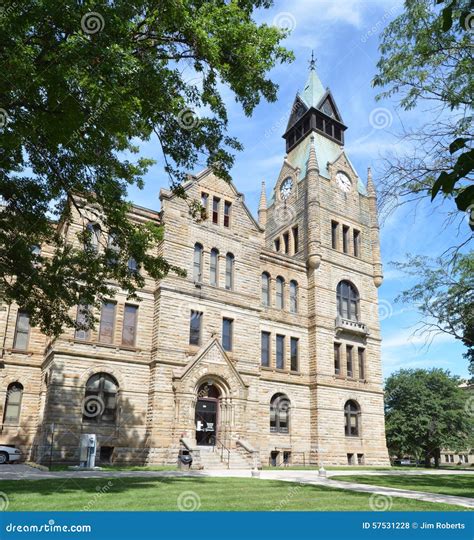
337, 475, 474, 498
0, 477, 467, 511
263, 465, 473, 471
50, 464, 177, 472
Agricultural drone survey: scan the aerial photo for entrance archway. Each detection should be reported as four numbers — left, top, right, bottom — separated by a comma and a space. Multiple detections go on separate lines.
195, 383, 220, 446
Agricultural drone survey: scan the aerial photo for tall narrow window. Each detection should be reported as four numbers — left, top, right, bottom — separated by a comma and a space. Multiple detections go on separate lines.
127, 257, 138, 275
276, 276, 285, 309
75, 304, 91, 341
193, 243, 203, 282
225, 253, 234, 290
276, 334, 285, 369
334, 343, 341, 375
261, 272, 270, 307
290, 337, 299, 372
3, 383, 23, 425
270, 393, 290, 433
346, 345, 354, 378
122, 304, 138, 346
13, 310, 30, 350
189, 311, 202, 346
358, 348, 365, 380
336, 281, 359, 321
331, 221, 339, 249
292, 226, 299, 253
283, 232, 289, 254
107, 232, 120, 266
223, 201, 231, 228
353, 230, 360, 257
274, 238, 281, 252
261, 331, 270, 367
344, 400, 360, 437
212, 197, 220, 224
86, 223, 101, 252
99, 302, 116, 344
201, 192, 209, 214
342, 225, 349, 254
84, 373, 118, 424
222, 318, 233, 351
210, 248, 219, 286
289, 280, 298, 313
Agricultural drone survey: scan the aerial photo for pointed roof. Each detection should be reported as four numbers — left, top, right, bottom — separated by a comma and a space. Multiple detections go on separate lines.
300, 65, 326, 109
258, 180, 267, 211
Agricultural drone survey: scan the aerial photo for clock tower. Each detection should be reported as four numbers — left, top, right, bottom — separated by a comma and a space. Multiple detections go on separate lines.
260, 59, 388, 466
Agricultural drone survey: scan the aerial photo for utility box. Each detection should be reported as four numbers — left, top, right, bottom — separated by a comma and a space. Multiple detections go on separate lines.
79, 434, 97, 468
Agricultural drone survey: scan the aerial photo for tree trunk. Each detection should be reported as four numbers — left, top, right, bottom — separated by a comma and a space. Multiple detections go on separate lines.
424, 449, 431, 468
434, 448, 440, 469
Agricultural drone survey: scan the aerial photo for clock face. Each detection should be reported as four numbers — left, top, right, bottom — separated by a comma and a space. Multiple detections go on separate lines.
280, 177, 293, 200
336, 172, 351, 193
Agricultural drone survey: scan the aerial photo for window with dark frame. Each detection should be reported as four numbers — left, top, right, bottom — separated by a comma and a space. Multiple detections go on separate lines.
75, 304, 91, 341
222, 317, 233, 352
290, 337, 299, 371
289, 280, 298, 313
344, 400, 360, 437
261, 272, 270, 307
223, 201, 231, 228
201, 192, 209, 214
331, 221, 339, 249
83, 373, 118, 424
225, 253, 234, 290
98, 302, 116, 344
13, 310, 30, 350
212, 197, 220, 224
334, 343, 341, 375
193, 243, 203, 282
210, 248, 219, 286
283, 232, 289, 254
189, 311, 202, 346
261, 331, 270, 367
346, 345, 354, 378
122, 304, 138, 347
342, 225, 349, 254
358, 348, 365, 380
270, 393, 290, 433
276, 276, 284, 309
336, 281, 359, 321
274, 238, 281, 252
276, 334, 285, 369
353, 229, 360, 257
292, 226, 299, 253
3, 383, 23, 424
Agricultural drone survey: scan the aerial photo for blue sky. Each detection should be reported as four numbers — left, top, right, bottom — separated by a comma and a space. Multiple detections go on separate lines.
127, 0, 470, 381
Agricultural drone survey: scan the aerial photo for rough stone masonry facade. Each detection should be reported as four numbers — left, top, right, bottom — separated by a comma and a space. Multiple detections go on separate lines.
0, 67, 389, 467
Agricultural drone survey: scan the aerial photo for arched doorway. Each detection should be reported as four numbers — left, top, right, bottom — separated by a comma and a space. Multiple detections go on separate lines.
195, 383, 220, 446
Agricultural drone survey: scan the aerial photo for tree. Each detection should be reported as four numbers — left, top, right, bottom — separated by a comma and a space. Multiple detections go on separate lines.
0, 1, 292, 335
393, 252, 474, 378
385, 369, 472, 467
373, 0, 473, 224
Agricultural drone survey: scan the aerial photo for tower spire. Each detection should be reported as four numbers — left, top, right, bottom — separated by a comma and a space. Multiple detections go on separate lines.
309, 50, 316, 71
367, 167, 376, 196
258, 180, 267, 228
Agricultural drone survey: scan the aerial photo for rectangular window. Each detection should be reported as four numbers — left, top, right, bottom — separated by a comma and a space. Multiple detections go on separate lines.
283, 232, 289, 254
347, 453, 354, 465
292, 226, 299, 253
342, 225, 349, 254
122, 304, 138, 346
346, 345, 354, 378
75, 304, 91, 341
334, 343, 341, 375
212, 197, 220, 224
358, 348, 365, 380
290, 337, 299, 372
189, 311, 202, 346
210, 250, 218, 286
201, 192, 209, 213
331, 221, 339, 249
261, 331, 270, 367
353, 229, 360, 257
13, 310, 30, 350
276, 335, 285, 369
223, 201, 231, 228
99, 302, 116, 344
274, 238, 281, 252
222, 318, 233, 352
357, 453, 364, 465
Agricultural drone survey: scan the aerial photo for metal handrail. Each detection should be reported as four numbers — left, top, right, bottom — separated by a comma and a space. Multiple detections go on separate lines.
214, 437, 231, 469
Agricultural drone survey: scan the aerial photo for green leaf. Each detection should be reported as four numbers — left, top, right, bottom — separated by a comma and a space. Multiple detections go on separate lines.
449, 137, 467, 154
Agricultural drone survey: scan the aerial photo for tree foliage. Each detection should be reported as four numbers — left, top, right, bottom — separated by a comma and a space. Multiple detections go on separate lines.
0, 0, 292, 335
385, 369, 472, 467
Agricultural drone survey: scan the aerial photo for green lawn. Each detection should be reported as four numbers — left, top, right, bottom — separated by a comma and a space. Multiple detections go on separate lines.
337, 475, 474, 498
0, 477, 467, 511
50, 464, 177, 472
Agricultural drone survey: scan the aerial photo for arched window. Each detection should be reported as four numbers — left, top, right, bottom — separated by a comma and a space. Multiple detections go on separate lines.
344, 400, 360, 437
3, 383, 23, 425
276, 276, 285, 309
86, 223, 101, 252
336, 281, 359, 321
83, 373, 118, 424
210, 248, 219, 286
261, 272, 270, 307
193, 243, 203, 282
270, 393, 290, 433
225, 253, 234, 290
289, 280, 298, 313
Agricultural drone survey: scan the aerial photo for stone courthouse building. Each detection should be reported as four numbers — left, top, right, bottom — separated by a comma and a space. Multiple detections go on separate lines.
0, 64, 389, 468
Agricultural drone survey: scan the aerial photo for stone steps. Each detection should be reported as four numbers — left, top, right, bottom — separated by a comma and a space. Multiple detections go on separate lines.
198, 447, 253, 469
